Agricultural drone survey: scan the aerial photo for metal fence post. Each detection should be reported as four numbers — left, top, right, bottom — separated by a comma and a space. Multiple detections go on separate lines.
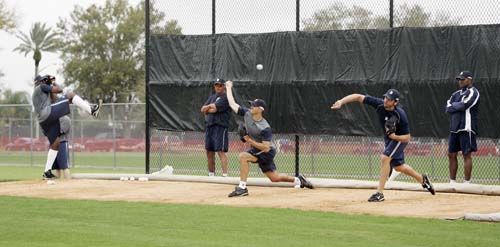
389, 0, 394, 28
145, 0, 151, 174
29, 112, 33, 166
70, 110, 75, 168
112, 102, 116, 169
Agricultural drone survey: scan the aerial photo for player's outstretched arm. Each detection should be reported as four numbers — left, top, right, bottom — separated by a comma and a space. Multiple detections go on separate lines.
225, 80, 240, 113
331, 94, 365, 110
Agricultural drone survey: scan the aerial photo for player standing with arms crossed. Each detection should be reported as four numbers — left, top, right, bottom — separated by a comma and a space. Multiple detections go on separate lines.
446, 71, 480, 184
331, 89, 435, 202
32, 75, 100, 179
225, 80, 314, 197
200, 78, 230, 177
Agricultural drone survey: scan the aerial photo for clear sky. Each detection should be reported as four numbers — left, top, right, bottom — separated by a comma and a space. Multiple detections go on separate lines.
1, 0, 498, 95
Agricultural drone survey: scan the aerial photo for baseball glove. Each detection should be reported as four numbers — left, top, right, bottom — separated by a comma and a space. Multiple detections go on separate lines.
237, 123, 248, 142
385, 115, 398, 136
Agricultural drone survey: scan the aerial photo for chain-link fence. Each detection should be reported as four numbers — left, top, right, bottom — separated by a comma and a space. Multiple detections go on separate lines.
150, 0, 500, 35
2, 103, 498, 184
0, 103, 145, 170
150, 130, 500, 184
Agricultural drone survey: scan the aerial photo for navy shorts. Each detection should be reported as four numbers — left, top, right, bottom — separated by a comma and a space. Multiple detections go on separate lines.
383, 140, 408, 167
40, 97, 71, 145
248, 147, 277, 173
204, 125, 228, 152
448, 132, 477, 155
52, 141, 70, 170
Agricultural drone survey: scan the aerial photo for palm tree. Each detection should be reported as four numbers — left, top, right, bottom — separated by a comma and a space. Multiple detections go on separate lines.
13, 22, 60, 78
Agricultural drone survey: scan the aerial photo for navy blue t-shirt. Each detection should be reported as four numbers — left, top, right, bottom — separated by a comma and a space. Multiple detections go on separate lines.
363, 95, 410, 144
204, 93, 231, 127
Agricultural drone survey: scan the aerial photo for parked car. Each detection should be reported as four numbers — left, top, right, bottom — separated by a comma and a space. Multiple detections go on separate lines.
84, 132, 123, 152
5, 137, 49, 151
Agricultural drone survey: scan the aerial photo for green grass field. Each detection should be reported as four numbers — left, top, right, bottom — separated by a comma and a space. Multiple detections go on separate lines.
1, 154, 499, 246
0, 196, 498, 247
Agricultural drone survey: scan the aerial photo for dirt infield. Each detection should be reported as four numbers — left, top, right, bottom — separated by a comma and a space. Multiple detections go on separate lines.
1, 179, 500, 219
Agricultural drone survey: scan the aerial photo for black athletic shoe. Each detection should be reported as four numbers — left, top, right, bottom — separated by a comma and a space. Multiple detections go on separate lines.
42, 170, 57, 180
422, 174, 435, 195
91, 103, 101, 118
368, 192, 385, 202
228, 186, 249, 197
298, 175, 314, 189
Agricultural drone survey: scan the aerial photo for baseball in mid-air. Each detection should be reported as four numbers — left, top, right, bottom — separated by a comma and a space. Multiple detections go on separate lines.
256, 64, 263, 70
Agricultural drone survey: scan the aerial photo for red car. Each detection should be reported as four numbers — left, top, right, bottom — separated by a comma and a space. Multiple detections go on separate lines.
5, 137, 49, 151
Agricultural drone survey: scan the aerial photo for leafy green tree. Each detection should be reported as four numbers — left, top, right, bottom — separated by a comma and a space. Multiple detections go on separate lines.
302, 2, 461, 31
154, 19, 183, 35
0, 0, 16, 31
13, 22, 60, 78
57, 0, 182, 102
396, 4, 461, 27
1, 0, 17, 81
57, 0, 146, 102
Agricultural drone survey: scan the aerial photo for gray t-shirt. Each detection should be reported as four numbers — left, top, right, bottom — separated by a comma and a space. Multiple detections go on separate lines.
237, 106, 275, 149
32, 84, 53, 122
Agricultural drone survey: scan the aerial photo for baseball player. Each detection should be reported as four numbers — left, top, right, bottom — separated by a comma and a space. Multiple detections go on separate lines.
200, 78, 230, 177
331, 89, 435, 202
52, 116, 71, 179
225, 80, 313, 197
32, 74, 100, 179
446, 71, 480, 183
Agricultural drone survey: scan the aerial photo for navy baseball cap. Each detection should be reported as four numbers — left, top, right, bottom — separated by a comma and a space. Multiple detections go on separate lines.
383, 89, 400, 101
214, 78, 226, 85
456, 71, 473, 80
34, 75, 55, 83
34, 75, 44, 82
248, 99, 267, 110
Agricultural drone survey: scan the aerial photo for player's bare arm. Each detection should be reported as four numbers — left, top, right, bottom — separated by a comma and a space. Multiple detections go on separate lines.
200, 105, 209, 113
225, 80, 240, 113
244, 136, 271, 153
206, 104, 217, 113
388, 133, 411, 143
201, 104, 217, 113
331, 94, 365, 109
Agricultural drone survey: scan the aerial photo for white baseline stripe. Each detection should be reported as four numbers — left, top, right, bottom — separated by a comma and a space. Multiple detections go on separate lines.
389, 141, 401, 157
51, 99, 69, 107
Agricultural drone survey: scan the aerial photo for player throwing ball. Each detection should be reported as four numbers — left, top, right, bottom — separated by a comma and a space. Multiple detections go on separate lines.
331, 89, 435, 202
32, 75, 100, 179
225, 80, 314, 197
